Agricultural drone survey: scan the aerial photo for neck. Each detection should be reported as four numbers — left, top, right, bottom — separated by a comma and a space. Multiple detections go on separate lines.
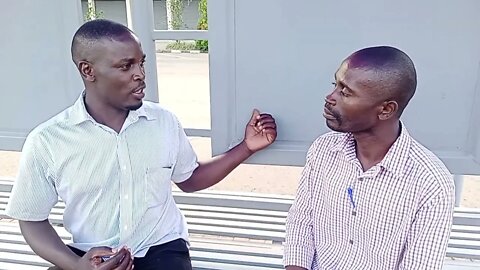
352, 121, 400, 171
84, 92, 128, 133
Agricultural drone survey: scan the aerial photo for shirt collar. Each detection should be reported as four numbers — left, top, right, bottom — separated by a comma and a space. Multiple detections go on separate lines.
378, 122, 412, 178
69, 91, 156, 125
329, 121, 412, 177
329, 132, 354, 153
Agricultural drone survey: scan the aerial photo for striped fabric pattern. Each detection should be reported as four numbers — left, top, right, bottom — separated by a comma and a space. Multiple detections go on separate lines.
6, 93, 199, 257
284, 125, 455, 270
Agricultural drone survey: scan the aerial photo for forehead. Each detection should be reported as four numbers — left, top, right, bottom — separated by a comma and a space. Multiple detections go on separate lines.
93, 36, 144, 63
335, 60, 381, 95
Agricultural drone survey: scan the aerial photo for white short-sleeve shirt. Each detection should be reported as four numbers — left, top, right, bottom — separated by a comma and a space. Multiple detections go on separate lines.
6, 93, 199, 256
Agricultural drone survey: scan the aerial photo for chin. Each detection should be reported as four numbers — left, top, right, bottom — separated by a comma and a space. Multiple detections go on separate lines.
326, 120, 345, 133
126, 101, 143, 111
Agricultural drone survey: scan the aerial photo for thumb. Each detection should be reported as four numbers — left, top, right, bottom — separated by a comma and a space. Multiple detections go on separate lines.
249, 109, 260, 125
88, 246, 117, 257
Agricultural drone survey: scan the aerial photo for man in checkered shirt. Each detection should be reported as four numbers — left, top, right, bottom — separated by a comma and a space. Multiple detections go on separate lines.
284, 46, 455, 270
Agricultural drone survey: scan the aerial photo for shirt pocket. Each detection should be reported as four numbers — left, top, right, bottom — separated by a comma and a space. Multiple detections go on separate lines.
145, 166, 172, 207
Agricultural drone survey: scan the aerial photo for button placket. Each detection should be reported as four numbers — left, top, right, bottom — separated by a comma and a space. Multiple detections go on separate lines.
117, 133, 133, 242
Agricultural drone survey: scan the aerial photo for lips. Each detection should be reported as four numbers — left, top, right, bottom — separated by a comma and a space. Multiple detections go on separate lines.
132, 84, 146, 99
133, 83, 145, 93
323, 107, 337, 120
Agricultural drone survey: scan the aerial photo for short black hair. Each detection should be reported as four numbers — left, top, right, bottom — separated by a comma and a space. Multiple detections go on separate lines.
348, 46, 417, 116
71, 19, 135, 64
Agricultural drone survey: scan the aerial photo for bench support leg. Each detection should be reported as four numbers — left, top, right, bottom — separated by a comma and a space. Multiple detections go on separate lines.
454, 175, 464, 207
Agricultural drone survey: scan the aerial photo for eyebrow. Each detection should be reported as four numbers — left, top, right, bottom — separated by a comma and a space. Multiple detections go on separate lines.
118, 54, 146, 63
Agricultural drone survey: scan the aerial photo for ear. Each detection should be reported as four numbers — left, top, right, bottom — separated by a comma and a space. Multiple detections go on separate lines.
78, 61, 95, 82
378, 100, 398, 120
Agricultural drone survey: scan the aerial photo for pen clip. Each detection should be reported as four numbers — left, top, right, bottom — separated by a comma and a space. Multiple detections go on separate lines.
347, 187, 356, 209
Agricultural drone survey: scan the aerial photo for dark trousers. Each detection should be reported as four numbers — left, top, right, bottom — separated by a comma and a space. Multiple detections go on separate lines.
62, 239, 192, 270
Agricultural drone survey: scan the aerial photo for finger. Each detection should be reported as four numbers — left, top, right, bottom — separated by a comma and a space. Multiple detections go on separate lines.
248, 109, 261, 126
126, 257, 134, 270
264, 129, 277, 142
113, 251, 132, 270
256, 117, 275, 127
258, 113, 273, 119
255, 121, 276, 131
98, 249, 127, 270
255, 119, 275, 128
257, 116, 275, 122
92, 257, 103, 265
88, 246, 117, 258
259, 123, 276, 130
257, 117, 275, 125
124, 248, 133, 260
262, 127, 277, 134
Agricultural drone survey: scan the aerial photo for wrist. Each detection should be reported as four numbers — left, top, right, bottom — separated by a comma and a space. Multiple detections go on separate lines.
65, 254, 82, 270
240, 140, 255, 156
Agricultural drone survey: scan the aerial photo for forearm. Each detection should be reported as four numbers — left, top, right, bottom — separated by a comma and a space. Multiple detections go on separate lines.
400, 190, 454, 269
19, 220, 80, 270
284, 153, 315, 269
179, 141, 253, 192
284, 220, 315, 269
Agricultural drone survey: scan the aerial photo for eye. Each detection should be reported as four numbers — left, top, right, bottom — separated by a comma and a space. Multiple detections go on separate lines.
120, 63, 132, 71
340, 90, 348, 97
140, 60, 146, 68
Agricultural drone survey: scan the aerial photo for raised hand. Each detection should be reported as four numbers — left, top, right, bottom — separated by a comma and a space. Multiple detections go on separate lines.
244, 109, 277, 153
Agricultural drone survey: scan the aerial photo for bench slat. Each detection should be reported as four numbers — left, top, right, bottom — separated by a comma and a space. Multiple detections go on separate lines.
450, 231, 480, 241
0, 261, 47, 270
0, 251, 51, 267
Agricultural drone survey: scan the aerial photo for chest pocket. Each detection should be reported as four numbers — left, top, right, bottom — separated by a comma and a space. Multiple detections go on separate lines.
145, 166, 173, 207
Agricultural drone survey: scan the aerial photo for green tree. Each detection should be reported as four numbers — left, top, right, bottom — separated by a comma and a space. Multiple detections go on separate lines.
84, 0, 103, 21
167, 0, 185, 30
195, 0, 208, 52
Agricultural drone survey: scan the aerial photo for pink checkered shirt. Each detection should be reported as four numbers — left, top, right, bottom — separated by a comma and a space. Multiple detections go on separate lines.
284, 125, 455, 270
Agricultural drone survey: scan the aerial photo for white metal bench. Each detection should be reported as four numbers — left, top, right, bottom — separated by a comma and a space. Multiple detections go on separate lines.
0, 180, 479, 269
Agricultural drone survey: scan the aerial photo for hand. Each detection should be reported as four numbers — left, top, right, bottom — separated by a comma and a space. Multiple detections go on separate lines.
244, 109, 277, 153
74, 246, 133, 270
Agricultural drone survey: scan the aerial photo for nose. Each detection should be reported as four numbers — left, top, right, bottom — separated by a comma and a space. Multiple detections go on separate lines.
325, 90, 336, 106
133, 63, 145, 81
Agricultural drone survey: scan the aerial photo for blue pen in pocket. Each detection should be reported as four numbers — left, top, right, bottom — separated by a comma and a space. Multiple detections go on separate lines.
347, 187, 356, 208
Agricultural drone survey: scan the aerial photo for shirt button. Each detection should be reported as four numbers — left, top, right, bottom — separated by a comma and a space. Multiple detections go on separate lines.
124, 225, 128, 231
122, 166, 127, 171
349, 240, 354, 244
124, 194, 129, 200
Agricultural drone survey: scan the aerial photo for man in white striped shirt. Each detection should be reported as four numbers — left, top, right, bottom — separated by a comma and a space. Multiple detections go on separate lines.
6, 19, 277, 270
284, 46, 455, 270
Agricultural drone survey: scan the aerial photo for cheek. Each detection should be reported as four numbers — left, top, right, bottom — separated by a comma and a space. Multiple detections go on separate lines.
336, 101, 358, 117
108, 77, 134, 96
339, 102, 372, 121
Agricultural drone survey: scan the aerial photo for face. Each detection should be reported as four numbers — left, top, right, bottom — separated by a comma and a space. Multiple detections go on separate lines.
324, 59, 386, 133
83, 34, 146, 111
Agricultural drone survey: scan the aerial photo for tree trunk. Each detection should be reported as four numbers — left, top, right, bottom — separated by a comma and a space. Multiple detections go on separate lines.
166, 0, 173, 30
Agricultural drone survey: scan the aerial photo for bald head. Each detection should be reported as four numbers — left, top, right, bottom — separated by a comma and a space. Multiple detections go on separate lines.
71, 19, 136, 65
347, 46, 417, 116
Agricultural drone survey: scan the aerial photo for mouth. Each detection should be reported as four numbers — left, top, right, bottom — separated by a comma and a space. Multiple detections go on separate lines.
323, 107, 337, 120
132, 84, 146, 99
